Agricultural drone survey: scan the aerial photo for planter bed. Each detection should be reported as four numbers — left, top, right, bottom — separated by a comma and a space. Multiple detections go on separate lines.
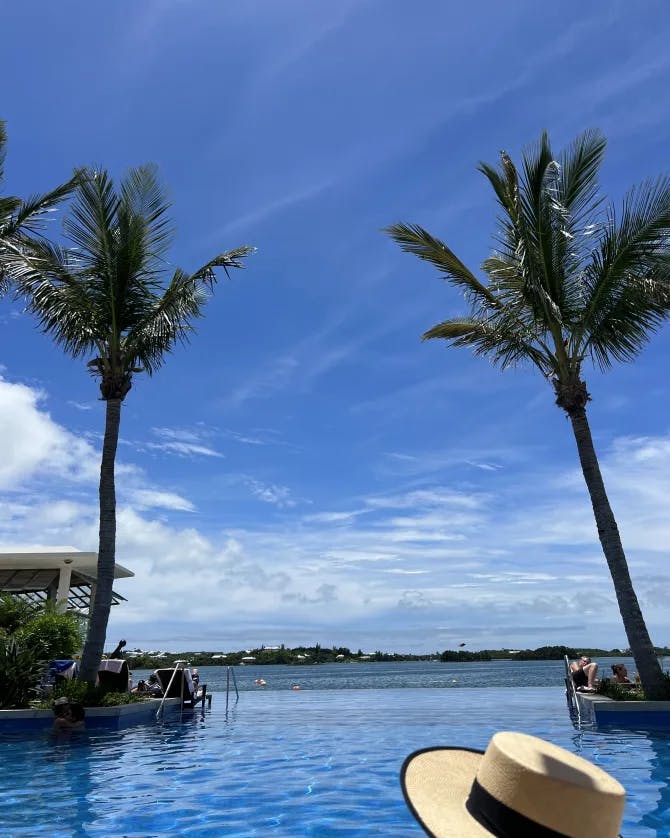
0, 697, 182, 732
576, 691, 670, 728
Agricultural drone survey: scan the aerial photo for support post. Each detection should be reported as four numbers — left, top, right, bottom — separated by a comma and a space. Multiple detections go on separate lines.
55, 561, 73, 612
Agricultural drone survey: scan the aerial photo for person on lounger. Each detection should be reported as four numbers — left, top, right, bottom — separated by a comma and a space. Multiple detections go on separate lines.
109, 639, 127, 658
570, 655, 598, 691
611, 663, 632, 683
145, 673, 163, 696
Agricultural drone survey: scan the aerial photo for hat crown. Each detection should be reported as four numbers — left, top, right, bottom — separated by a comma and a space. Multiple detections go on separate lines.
476, 732, 625, 838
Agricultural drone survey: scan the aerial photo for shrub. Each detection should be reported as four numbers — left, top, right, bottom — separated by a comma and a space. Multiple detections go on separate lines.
0, 595, 40, 636
38, 679, 149, 708
0, 636, 46, 709
597, 675, 670, 701
17, 606, 85, 660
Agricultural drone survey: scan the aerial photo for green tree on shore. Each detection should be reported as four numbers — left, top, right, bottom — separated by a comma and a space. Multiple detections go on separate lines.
386, 130, 670, 698
16, 166, 253, 683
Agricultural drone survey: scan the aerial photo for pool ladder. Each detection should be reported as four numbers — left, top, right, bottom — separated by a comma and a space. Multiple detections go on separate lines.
154, 662, 239, 720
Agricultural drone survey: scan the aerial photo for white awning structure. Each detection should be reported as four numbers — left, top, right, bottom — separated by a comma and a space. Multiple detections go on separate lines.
0, 550, 134, 612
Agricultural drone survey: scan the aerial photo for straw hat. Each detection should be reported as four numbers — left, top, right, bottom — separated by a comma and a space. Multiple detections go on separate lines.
53, 696, 70, 706
401, 731, 625, 837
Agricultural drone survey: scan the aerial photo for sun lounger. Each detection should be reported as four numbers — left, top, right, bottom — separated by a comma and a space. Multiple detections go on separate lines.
98, 659, 130, 692
154, 667, 208, 708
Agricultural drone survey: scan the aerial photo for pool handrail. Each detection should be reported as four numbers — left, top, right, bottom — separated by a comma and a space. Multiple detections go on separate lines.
155, 660, 186, 720
564, 654, 581, 724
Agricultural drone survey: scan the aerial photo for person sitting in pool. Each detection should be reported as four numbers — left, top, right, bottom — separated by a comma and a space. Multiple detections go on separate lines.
611, 663, 632, 683
52, 696, 86, 730
570, 655, 598, 691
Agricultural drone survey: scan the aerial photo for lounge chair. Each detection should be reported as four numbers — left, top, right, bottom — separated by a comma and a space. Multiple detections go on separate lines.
154, 667, 208, 708
41, 659, 78, 694
98, 659, 130, 692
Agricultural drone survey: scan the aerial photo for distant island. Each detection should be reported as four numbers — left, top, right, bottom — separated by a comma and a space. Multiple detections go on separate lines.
116, 643, 670, 669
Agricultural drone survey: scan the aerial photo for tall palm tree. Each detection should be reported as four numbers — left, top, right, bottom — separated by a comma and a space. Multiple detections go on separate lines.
386, 130, 670, 699
0, 119, 77, 290
16, 166, 253, 683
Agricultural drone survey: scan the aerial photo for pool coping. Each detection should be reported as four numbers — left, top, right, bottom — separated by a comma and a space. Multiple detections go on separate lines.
576, 692, 670, 727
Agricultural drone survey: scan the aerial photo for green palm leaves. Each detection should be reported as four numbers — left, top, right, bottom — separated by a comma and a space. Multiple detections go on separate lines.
0, 120, 78, 294
386, 130, 670, 390
16, 165, 254, 396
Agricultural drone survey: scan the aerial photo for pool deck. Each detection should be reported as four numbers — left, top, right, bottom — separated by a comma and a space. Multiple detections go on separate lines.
0, 697, 183, 732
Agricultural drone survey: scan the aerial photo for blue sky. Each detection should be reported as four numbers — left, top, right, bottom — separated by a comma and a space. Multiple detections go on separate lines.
2, 1, 670, 653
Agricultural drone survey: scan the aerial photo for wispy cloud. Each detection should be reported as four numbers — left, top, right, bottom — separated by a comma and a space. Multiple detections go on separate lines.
215, 178, 334, 237
146, 427, 224, 459
245, 478, 298, 509
130, 490, 195, 513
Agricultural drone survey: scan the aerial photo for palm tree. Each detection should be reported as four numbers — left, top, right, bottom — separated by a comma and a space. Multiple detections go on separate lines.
0, 119, 77, 289
386, 130, 670, 699
17, 166, 253, 683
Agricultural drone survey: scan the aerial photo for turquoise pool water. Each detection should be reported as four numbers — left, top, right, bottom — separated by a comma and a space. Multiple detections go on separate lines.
1, 686, 669, 836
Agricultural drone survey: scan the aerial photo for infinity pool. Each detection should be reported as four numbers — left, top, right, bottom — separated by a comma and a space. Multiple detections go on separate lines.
1, 688, 668, 836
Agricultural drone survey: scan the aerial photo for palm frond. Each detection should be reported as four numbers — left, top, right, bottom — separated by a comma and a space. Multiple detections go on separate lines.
118, 165, 173, 268
422, 316, 552, 372
579, 176, 670, 359
15, 240, 101, 359
479, 147, 566, 328
0, 120, 6, 186
384, 223, 497, 307
10, 172, 80, 236
585, 271, 670, 369
558, 129, 607, 224
123, 246, 255, 373
477, 159, 517, 222
190, 245, 256, 283
63, 168, 119, 270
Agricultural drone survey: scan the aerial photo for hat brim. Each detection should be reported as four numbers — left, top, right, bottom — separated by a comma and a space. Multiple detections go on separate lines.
401, 747, 490, 837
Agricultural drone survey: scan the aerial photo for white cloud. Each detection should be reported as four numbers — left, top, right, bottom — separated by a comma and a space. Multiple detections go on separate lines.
4, 374, 670, 653
0, 378, 99, 489
146, 427, 224, 458
130, 490, 195, 512
246, 479, 298, 509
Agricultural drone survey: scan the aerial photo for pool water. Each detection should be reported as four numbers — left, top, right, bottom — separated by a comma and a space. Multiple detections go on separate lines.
1, 687, 669, 836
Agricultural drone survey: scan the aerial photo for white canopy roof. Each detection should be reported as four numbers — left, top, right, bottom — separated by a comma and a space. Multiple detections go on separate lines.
0, 550, 133, 610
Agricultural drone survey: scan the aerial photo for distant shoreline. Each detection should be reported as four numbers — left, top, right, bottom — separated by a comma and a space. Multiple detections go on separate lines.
114, 644, 670, 669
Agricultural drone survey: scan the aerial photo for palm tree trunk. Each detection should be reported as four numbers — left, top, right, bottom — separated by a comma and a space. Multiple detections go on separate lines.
78, 398, 121, 684
568, 405, 666, 698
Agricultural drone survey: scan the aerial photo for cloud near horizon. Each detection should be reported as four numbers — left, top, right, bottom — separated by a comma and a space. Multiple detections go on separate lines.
1, 374, 670, 653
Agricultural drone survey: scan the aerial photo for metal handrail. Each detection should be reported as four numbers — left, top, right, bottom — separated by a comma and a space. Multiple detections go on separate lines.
564, 655, 581, 725
155, 660, 187, 721
225, 666, 239, 711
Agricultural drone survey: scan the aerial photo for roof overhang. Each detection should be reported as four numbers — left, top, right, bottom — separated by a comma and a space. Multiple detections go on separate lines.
0, 551, 133, 611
